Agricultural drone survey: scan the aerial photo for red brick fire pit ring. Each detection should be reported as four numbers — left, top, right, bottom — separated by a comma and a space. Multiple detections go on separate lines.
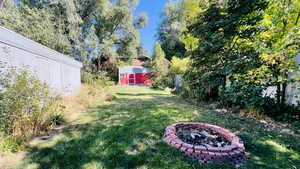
163, 122, 247, 165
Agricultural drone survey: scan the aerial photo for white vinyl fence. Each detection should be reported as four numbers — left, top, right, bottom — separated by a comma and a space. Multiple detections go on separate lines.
0, 26, 82, 96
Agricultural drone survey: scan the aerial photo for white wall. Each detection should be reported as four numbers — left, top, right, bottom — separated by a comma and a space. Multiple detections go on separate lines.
0, 26, 82, 96
285, 53, 300, 105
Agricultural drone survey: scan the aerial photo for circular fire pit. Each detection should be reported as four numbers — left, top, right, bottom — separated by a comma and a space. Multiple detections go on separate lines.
163, 122, 246, 164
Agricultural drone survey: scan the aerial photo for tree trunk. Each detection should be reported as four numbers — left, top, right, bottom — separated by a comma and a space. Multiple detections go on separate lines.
276, 82, 281, 104
281, 82, 287, 105
281, 71, 288, 105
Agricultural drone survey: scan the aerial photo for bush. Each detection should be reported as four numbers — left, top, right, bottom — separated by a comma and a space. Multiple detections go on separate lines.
0, 68, 63, 141
181, 70, 222, 101
81, 71, 115, 87
151, 76, 173, 89
151, 43, 171, 89
221, 81, 275, 111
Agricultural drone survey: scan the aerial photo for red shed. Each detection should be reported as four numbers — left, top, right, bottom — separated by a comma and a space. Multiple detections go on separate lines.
119, 66, 152, 85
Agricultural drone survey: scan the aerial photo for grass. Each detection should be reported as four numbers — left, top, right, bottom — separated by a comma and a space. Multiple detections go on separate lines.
11, 86, 300, 169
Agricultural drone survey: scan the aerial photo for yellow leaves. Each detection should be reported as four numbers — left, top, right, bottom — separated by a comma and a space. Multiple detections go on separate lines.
262, 13, 272, 26
180, 34, 199, 51
261, 53, 276, 65
260, 52, 291, 66
183, 0, 204, 23
277, 76, 284, 82
170, 56, 190, 74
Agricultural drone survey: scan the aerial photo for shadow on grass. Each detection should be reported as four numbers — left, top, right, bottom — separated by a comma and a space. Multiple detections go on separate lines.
19, 93, 300, 169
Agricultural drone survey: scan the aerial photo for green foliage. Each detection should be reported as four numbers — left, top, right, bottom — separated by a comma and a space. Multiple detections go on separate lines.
170, 57, 190, 75
158, 1, 187, 60
167, 0, 299, 118
77, 0, 148, 79
221, 81, 272, 109
151, 43, 171, 88
0, 0, 148, 76
44, 113, 66, 127
180, 0, 206, 53
158, 0, 208, 60
0, 67, 63, 144
152, 43, 170, 76
0, 5, 72, 55
252, 0, 300, 104
87, 0, 147, 61
0, 133, 24, 153
183, 0, 268, 101
0, 0, 14, 10
151, 76, 173, 89
81, 71, 115, 87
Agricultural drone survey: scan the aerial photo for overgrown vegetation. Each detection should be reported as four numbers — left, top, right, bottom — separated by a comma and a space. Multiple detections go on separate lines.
0, 67, 64, 152
81, 71, 115, 87
11, 86, 300, 169
150, 44, 191, 89
151, 43, 171, 89
0, 66, 113, 153
157, 0, 300, 120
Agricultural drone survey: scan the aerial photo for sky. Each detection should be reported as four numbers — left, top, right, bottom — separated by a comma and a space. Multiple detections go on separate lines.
134, 0, 167, 56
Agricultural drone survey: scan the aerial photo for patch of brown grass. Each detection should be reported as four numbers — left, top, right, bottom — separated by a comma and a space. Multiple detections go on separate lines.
58, 85, 113, 123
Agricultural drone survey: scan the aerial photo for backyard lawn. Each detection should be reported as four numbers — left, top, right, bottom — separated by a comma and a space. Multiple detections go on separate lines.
13, 86, 300, 169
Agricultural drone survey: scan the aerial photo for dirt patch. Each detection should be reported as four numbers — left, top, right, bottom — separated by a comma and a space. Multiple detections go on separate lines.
0, 151, 27, 169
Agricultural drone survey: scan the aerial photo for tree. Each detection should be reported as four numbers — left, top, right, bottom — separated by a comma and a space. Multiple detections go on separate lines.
134, 12, 148, 29
180, 0, 207, 56
0, 0, 14, 10
254, 0, 300, 105
1, 0, 147, 81
158, 1, 186, 60
152, 43, 170, 77
0, 4, 72, 55
76, 0, 147, 76
158, 0, 209, 60
185, 0, 268, 100
151, 43, 171, 88
170, 57, 190, 75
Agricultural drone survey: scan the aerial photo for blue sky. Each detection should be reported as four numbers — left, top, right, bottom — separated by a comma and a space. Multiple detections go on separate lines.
135, 0, 167, 55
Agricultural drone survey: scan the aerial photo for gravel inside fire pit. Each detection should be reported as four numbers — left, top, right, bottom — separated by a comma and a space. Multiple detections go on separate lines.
176, 126, 230, 147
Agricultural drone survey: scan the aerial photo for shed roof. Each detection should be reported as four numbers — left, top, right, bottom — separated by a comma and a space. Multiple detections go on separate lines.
119, 66, 151, 74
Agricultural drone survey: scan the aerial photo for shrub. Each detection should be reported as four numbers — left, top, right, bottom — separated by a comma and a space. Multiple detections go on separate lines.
151, 76, 173, 89
81, 71, 115, 87
181, 70, 222, 101
221, 81, 275, 111
0, 67, 63, 140
151, 43, 171, 89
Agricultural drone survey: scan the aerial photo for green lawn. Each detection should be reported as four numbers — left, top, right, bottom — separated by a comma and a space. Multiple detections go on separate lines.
14, 86, 300, 169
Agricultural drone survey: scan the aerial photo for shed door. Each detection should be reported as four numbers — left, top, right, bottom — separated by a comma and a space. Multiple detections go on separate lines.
128, 74, 135, 84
